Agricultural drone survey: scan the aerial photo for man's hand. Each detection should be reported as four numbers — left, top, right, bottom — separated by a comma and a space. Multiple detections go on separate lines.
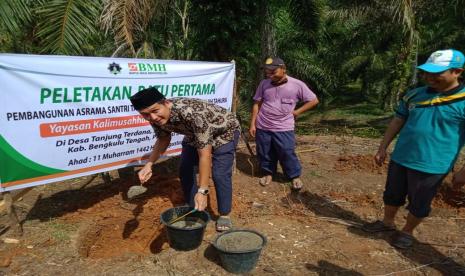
452, 168, 465, 190
249, 125, 256, 138
250, 101, 261, 138
194, 192, 208, 211
374, 117, 405, 167
138, 162, 153, 184
374, 148, 387, 166
293, 99, 319, 119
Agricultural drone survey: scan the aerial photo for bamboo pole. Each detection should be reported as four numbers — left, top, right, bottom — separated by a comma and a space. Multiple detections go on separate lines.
231, 60, 238, 174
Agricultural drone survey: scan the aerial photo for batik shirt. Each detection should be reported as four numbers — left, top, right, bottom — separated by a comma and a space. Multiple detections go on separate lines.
151, 98, 240, 149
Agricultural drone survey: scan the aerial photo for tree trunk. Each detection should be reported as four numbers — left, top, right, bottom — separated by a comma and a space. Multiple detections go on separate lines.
253, 1, 277, 93
260, 1, 277, 60
387, 43, 416, 111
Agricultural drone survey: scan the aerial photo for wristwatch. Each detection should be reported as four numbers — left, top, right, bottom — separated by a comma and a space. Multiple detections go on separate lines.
198, 187, 209, 195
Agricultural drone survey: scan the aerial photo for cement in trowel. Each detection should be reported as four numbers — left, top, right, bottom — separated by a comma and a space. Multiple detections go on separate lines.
127, 185, 148, 200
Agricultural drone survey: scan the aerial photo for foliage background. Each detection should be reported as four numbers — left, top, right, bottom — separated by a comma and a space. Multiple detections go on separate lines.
1, 0, 464, 135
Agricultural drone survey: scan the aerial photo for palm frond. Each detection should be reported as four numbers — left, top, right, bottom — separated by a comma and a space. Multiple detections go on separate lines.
100, 0, 168, 57
341, 55, 369, 74
36, 0, 102, 55
288, 0, 324, 37
388, 0, 418, 42
326, 7, 370, 21
136, 41, 155, 58
0, 0, 31, 33
286, 51, 338, 98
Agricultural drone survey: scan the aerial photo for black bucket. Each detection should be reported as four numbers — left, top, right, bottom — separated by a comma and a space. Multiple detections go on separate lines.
213, 229, 267, 274
160, 206, 210, 251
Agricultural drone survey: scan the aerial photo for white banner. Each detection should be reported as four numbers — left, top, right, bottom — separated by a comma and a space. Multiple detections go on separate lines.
0, 54, 235, 192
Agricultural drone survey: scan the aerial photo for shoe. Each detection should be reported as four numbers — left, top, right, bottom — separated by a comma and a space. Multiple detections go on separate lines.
291, 178, 303, 191
362, 220, 396, 233
390, 231, 414, 249
259, 175, 272, 186
216, 216, 233, 232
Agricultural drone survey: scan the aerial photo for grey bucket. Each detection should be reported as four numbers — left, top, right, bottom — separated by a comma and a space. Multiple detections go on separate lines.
160, 206, 210, 251
213, 229, 267, 274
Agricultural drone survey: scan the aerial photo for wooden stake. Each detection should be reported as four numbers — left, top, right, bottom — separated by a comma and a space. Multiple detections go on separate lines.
231, 60, 239, 174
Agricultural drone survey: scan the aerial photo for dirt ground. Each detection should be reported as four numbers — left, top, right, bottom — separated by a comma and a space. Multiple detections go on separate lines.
1, 135, 465, 275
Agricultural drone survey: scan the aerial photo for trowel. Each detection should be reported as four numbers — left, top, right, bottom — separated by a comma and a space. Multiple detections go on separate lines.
127, 170, 149, 200
127, 184, 148, 200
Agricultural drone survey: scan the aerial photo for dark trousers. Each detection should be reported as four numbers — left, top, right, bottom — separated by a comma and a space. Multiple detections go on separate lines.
179, 131, 239, 215
255, 129, 301, 179
383, 161, 446, 218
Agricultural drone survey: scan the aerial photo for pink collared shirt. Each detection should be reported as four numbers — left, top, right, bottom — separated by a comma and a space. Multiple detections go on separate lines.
253, 76, 317, 131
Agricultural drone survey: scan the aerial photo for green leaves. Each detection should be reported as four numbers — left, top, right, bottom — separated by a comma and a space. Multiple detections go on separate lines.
35, 0, 102, 55
0, 0, 464, 112
0, 0, 31, 34
288, 0, 325, 39
100, 0, 168, 57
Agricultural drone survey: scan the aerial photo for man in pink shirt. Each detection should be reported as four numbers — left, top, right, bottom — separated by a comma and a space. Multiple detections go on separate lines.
249, 57, 319, 190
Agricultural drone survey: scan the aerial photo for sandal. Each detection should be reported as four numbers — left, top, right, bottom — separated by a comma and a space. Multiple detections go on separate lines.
390, 231, 415, 249
259, 175, 272, 186
216, 216, 233, 232
362, 220, 396, 233
291, 178, 303, 191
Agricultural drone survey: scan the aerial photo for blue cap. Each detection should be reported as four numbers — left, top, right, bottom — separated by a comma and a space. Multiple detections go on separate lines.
417, 49, 465, 73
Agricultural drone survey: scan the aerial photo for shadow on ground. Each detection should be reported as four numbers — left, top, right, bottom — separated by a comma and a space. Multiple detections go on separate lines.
235, 152, 294, 184
25, 178, 124, 222
24, 156, 182, 223
306, 260, 363, 275
285, 191, 465, 275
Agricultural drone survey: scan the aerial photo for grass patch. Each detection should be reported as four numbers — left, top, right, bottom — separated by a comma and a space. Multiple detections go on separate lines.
237, 101, 393, 139
307, 170, 323, 178
47, 219, 77, 242
296, 102, 392, 138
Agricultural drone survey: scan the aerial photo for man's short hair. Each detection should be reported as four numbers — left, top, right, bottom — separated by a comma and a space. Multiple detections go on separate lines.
130, 87, 166, 111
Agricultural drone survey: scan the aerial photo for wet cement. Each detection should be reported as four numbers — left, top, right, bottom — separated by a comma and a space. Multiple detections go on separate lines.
216, 231, 263, 251
170, 217, 205, 229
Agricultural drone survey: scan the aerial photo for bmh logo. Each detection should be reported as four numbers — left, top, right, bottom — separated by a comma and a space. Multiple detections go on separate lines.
108, 62, 122, 75
128, 63, 167, 74
128, 63, 138, 72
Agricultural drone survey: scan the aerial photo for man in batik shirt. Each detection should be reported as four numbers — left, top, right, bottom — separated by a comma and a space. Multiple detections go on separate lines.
130, 87, 240, 231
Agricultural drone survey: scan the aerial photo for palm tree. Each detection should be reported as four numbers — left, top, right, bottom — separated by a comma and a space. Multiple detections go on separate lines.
274, 0, 333, 104
328, 0, 465, 109
36, 0, 103, 55
0, 0, 103, 55
328, 0, 421, 110
0, 0, 173, 57
100, 0, 169, 58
